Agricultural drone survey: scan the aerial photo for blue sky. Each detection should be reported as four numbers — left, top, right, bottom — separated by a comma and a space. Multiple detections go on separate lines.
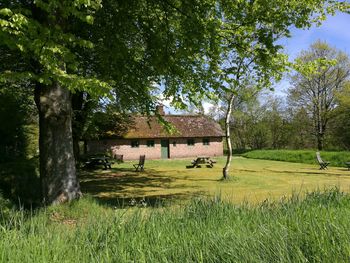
281, 12, 350, 60
275, 12, 350, 96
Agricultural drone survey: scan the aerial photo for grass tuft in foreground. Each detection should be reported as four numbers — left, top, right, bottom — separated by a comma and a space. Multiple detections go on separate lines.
1, 188, 350, 262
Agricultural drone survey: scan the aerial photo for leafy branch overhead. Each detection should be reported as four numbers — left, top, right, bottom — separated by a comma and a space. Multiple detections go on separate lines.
0, 1, 110, 96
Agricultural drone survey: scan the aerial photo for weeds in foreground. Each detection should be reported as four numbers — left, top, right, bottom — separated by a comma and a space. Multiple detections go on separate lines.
1, 188, 350, 262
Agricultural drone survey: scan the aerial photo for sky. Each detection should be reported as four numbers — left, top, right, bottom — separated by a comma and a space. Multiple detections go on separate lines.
281, 12, 350, 60
164, 12, 350, 114
275, 12, 350, 96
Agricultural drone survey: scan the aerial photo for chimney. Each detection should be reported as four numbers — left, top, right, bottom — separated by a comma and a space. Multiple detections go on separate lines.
156, 105, 165, 115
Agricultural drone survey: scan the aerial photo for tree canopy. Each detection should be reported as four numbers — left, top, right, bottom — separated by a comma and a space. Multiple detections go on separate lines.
288, 41, 350, 150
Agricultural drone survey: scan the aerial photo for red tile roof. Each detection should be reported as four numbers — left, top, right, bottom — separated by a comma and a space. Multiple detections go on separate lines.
123, 115, 224, 139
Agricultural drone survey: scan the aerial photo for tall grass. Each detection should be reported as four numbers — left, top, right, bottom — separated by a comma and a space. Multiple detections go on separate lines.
242, 150, 350, 167
1, 189, 350, 262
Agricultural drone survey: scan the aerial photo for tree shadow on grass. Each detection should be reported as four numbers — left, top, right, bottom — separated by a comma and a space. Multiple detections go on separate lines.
79, 167, 204, 208
95, 191, 207, 208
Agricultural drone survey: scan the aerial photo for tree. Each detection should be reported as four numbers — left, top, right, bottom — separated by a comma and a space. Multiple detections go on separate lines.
1, 1, 349, 203
328, 82, 350, 149
211, 0, 350, 179
0, 1, 110, 204
288, 41, 350, 150
0, 85, 33, 162
0, 0, 225, 204
287, 107, 314, 149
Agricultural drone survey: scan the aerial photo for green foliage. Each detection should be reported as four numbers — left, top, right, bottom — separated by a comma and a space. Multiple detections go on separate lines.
243, 149, 350, 167
0, 1, 110, 96
0, 158, 40, 207
23, 124, 39, 158
288, 41, 350, 150
82, 108, 132, 140
328, 82, 350, 149
1, 189, 350, 262
0, 190, 12, 224
0, 85, 36, 162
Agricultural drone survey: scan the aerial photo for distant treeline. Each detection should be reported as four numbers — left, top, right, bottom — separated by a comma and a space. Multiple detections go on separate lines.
220, 42, 350, 152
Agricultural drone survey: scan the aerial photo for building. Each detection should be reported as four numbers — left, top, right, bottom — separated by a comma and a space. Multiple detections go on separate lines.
87, 108, 224, 160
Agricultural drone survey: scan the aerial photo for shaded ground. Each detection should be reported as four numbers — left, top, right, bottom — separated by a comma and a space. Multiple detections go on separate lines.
79, 157, 350, 207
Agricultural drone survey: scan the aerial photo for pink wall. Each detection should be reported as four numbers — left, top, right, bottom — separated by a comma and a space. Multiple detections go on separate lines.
87, 137, 223, 160
168, 138, 223, 158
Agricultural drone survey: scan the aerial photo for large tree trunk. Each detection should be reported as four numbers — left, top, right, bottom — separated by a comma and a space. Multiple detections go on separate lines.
35, 82, 81, 205
222, 94, 235, 180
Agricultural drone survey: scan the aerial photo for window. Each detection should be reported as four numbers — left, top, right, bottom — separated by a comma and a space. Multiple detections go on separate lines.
147, 140, 155, 147
131, 140, 139, 148
203, 138, 210, 146
187, 139, 195, 146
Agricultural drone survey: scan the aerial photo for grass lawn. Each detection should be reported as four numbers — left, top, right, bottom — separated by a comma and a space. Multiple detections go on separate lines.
80, 156, 350, 206
3, 157, 350, 262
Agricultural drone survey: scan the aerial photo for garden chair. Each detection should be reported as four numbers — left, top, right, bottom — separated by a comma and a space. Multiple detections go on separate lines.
133, 155, 145, 172
316, 152, 330, 170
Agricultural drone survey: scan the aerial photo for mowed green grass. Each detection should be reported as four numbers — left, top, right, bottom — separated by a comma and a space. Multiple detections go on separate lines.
243, 150, 350, 167
80, 156, 350, 205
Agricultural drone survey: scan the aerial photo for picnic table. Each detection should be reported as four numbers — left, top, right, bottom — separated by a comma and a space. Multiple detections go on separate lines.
188, 156, 216, 168
85, 155, 113, 170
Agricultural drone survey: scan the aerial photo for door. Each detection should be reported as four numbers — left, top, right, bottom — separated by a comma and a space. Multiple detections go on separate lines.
161, 139, 170, 159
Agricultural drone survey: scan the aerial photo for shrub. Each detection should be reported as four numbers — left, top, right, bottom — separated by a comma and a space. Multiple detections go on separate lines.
0, 158, 41, 208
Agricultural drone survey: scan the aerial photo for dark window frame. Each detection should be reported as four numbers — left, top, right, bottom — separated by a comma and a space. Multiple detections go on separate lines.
187, 139, 195, 146
147, 140, 155, 148
131, 140, 139, 148
203, 138, 210, 146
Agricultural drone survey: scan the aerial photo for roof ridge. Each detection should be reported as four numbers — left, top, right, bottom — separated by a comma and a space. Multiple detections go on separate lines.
122, 114, 224, 139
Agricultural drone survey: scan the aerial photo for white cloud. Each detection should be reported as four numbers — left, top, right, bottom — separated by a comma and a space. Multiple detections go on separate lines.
202, 101, 214, 114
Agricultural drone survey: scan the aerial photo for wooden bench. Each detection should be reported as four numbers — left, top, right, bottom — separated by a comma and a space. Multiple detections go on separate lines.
187, 156, 216, 168
207, 159, 217, 168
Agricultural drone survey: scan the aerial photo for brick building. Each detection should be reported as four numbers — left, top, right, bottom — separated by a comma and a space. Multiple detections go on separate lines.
87, 110, 224, 160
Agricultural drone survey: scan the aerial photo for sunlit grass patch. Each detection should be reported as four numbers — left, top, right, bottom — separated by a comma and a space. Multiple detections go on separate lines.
79, 156, 350, 206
